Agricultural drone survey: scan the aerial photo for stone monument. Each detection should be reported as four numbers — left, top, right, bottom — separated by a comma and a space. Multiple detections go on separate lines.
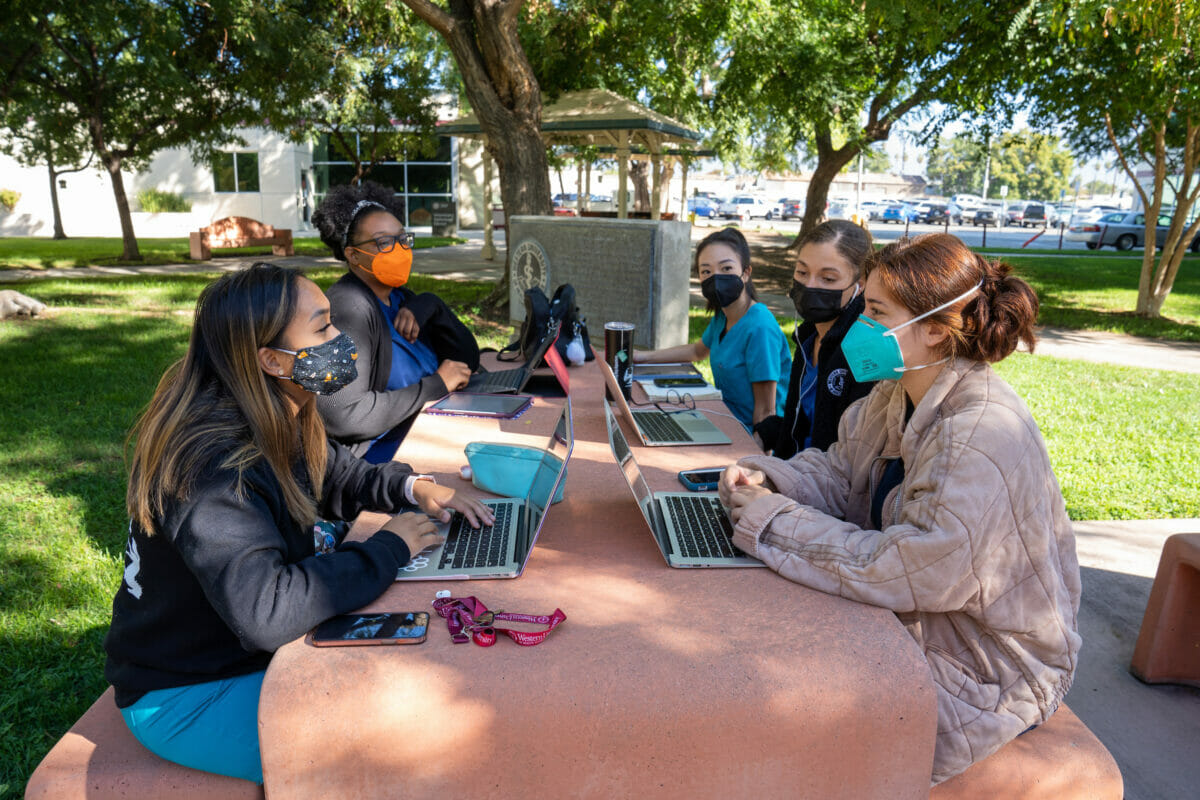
506, 216, 692, 350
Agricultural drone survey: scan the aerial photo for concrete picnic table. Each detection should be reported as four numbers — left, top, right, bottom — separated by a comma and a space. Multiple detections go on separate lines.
257, 357, 937, 798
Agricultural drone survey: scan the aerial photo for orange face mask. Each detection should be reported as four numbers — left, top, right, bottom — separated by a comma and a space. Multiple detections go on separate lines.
350, 245, 412, 288
367, 246, 412, 287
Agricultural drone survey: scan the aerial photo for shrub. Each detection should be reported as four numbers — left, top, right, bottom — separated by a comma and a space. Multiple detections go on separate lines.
136, 188, 191, 213
0, 188, 20, 212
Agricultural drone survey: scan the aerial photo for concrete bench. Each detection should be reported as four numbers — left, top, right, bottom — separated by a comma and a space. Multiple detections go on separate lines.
25, 687, 263, 800
1130, 532, 1200, 687
188, 216, 293, 260
930, 704, 1122, 799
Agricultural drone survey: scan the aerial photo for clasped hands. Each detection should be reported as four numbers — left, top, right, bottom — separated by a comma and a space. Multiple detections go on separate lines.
719, 464, 776, 525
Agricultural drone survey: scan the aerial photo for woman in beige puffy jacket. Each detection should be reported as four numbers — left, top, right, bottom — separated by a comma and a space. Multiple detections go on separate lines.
720, 234, 1081, 784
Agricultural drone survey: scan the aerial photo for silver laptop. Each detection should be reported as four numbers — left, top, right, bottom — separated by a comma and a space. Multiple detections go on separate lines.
395, 399, 573, 581
465, 321, 561, 395
604, 401, 761, 569
599, 359, 730, 447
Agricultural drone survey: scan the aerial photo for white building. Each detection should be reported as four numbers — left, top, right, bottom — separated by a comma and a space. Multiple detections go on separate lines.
0, 127, 482, 238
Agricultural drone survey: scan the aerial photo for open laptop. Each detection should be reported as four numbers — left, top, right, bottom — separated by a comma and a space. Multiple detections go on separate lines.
599, 359, 730, 447
604, 401, 760, 568
465, 320, 562, 395
395, 399, 573, 581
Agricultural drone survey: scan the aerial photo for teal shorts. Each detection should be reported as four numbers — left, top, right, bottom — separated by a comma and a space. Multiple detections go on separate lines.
120, 670, 266, 784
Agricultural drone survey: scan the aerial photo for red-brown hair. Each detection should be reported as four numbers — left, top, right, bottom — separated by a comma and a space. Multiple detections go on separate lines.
864, 234, 1038, 362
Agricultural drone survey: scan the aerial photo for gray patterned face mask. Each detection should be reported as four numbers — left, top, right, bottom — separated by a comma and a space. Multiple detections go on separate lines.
272, 332, 358, 395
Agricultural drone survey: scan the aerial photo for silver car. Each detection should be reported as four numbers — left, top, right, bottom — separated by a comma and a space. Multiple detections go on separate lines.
1067, 211, 1200, 252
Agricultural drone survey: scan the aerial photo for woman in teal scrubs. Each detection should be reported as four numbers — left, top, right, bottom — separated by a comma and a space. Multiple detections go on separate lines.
634, 228, 791, 436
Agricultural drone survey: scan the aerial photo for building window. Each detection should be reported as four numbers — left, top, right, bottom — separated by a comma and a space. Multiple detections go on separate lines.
213, 152, 260, 193
311, 133, 455, 228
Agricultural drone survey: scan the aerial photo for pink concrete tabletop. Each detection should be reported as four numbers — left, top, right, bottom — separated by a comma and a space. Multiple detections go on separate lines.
258, 358, 937, 799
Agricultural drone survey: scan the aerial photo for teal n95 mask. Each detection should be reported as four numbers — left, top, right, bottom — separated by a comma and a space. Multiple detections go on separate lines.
839, 282, 982, 382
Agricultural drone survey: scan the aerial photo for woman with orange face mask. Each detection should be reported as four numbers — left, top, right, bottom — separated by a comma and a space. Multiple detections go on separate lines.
312, 182, 480, 463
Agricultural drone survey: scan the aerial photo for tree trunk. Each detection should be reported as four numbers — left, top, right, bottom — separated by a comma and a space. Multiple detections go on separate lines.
46, 161, 66, 240
794, 151, 857, 245
630, 161, 650, 212
400, 0, 552, 316
103, 156, 141, 261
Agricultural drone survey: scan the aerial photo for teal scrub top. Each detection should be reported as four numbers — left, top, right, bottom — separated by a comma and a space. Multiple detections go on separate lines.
701, 302, 792, 429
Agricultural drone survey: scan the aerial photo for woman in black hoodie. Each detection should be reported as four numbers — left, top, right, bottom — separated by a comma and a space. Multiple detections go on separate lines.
756, 220, 877, 458
104, 264, 491, 784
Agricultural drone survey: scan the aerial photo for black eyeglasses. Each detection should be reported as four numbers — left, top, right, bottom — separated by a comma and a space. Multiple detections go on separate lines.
350, 232, 414, 253
632, 390, 697, 414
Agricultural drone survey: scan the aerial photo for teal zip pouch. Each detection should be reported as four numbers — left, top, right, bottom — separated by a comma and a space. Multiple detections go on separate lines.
464, 442, 566, 504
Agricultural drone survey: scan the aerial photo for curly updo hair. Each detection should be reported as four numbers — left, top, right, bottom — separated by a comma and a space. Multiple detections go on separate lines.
311, 181, 406, 262
864, 233, 1039, 363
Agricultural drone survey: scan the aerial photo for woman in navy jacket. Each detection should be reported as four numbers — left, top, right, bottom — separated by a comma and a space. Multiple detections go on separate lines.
757, 220, 877, 458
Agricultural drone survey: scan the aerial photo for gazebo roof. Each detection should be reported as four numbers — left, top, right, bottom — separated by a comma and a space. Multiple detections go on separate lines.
438, 88, 704, 153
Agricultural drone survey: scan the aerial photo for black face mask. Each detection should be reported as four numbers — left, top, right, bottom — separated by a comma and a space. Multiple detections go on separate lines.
789, 280, 857, 324
701, 274, 745, 308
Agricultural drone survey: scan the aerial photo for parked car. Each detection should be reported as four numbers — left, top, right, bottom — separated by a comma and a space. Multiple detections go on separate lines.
827, 201, 869, 223
880, 203, 920, 223
1067, 211, 1200, 252
919, 202, 964, 225
1004, 203, 1027, 226
687, 196, 721, 218
1068, 205, 1123, 228
719, 195, 770, 220
552, 193, 578, 207
971, 205, 1002, 226
1022, 203, 1056, 228
773, 198, 804, 220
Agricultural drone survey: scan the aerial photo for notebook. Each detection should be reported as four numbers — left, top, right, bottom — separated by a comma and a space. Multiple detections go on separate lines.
604, 401, 761, 568
599, 359, 730, 447
465, 321, 563, 395
395, 399, 573, 581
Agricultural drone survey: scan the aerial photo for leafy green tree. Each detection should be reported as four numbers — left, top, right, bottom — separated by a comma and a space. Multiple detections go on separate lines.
1, 100, 94, 239
860, 145, 890, 174
714, 0, 1031, 240
1031, 0, 1200, 316
274, 0, 446, 185
988, 129, 1074, 201
927, 136, 988, 196
10, 1, 327, 260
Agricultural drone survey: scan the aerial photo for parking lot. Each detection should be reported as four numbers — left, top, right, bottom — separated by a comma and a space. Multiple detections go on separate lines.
694, 216, 1124, 252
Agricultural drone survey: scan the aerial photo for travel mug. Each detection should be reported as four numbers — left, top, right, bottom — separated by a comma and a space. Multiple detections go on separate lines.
604, 321, 635, 401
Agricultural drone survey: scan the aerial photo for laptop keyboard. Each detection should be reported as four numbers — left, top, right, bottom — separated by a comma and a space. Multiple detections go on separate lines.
467, 367, 523, 393
632, 410, 691, 442
663, 495, 741, 559
438, 502, 514, 569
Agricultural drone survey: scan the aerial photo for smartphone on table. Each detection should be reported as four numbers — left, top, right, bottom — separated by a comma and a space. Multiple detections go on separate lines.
305, 612, 429, 647
653, 377, 708, 388
677, 468, 724, 492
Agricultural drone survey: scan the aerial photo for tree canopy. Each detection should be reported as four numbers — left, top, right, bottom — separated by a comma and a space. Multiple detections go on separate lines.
1030, 0, 1200, 316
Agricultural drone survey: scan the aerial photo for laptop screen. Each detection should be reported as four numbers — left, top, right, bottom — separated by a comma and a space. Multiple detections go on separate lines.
517, 399, 573, 560
603, 401, 655, 527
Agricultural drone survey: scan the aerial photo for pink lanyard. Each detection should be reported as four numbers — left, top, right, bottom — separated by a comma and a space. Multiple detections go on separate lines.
432, 596, 565, 647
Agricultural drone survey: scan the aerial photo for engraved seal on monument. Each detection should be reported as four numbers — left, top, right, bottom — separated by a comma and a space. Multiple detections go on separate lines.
511, 238, 549, 292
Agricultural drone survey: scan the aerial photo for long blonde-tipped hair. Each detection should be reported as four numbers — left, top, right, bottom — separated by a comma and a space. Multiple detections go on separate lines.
127, 263, 328, 534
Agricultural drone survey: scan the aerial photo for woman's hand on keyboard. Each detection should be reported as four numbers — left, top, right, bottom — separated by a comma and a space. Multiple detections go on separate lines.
381, 512, 444, 561
412, 480, 496, 528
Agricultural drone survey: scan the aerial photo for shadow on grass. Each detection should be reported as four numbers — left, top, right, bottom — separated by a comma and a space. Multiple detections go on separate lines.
0, 622, 110, 800
0, 313, 189, 553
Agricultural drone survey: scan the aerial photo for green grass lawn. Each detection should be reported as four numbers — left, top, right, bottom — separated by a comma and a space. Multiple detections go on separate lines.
0, 235, 466, 270
1, 271, 1198, 797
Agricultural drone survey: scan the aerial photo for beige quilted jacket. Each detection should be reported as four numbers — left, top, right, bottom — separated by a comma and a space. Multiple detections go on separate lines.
732, 358, 1081, 783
